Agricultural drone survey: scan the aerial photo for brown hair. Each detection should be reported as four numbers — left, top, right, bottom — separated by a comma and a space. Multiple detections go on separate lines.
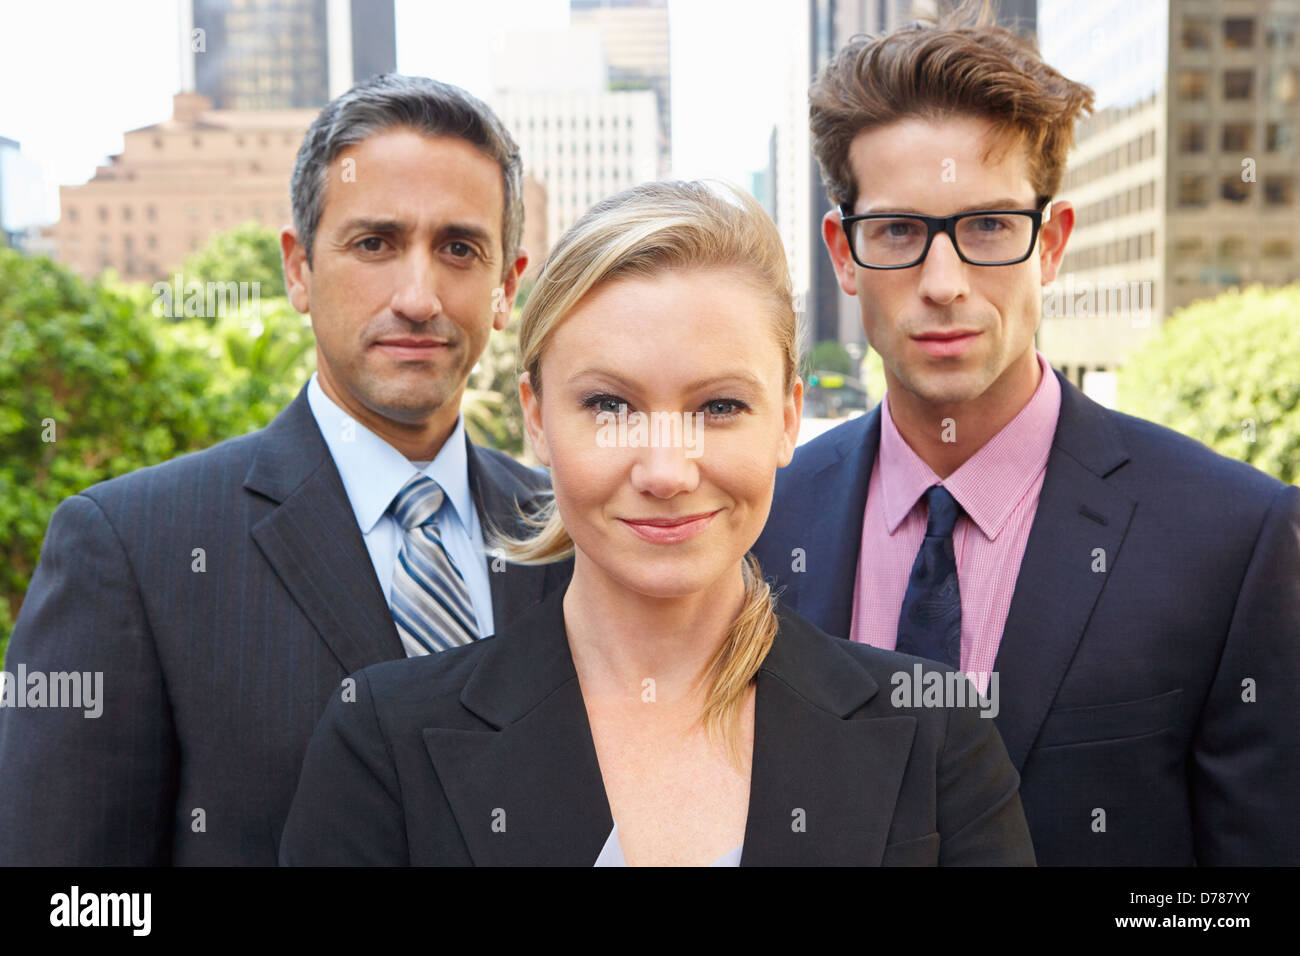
809, 0, 1095, 209
488, 179, 798, 767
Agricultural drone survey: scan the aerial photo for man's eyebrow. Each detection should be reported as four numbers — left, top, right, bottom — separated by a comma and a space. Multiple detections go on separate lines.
861, 198, 1031, 215
568, 368, 766, 392
333, 216, 409, 237
331, 218, 497, 248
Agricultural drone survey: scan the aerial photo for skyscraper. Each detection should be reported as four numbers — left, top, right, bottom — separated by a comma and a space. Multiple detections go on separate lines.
569, 0, 671, 177
181, 0, 396, 111
1039, 0, 1300, 384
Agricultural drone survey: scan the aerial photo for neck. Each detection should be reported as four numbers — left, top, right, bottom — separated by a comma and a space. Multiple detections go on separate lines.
887, 349, 1042, 479
316, 366, 459, 462
562, 552, 747, 705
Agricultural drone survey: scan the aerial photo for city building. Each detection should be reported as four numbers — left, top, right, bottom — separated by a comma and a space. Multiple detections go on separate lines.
491, 28, 659, 252
53, 93, 314, 281
569, 0, 672, 177
0, 136, 49, 250
181, 0, 396, 110
1039, 0, 1300, 385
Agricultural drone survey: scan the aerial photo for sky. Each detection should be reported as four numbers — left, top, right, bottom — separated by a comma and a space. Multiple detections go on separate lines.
0, 0, 792, 225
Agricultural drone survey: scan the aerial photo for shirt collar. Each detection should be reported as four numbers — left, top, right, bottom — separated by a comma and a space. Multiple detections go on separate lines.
877, 350, 1061, 541
306, 372, 475, 534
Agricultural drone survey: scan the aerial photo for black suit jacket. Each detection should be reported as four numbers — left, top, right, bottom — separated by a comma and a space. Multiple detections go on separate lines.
752, 370, 1300, 865
0, 384, 572, 865
279, 583, 1035, 866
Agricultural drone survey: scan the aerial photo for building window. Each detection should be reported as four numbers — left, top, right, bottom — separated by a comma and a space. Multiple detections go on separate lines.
147, 234, 157, 250
1224, 70, 1254, 100
98, 206, 108, 222
1223, 18, 1255, 49
153, 136, 163, 149
146, 205, 156, 221
1267, 122, 1295, 151
1181, 17, 1211, 49
1178, 71, 1209, 100
1222, 122, 1252, 152
236, 135, 245, 147
1270, 67, 1299, 104
1178, 174, 1208, 206
192, 135, 202, 148
1179, 123, 1206, 152
1221, 176, 1251, 203
1217, 237, 1247, 259
1173, 237, 1206, 259
122, 205, 133, 222
67, 207, 78, 223
1266, 16, 1297, 48
1264, 176, 1294, 205
1262, 238, 1293, 258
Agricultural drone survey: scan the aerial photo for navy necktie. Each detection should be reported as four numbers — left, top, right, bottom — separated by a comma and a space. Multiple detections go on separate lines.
895, 485, 963, 669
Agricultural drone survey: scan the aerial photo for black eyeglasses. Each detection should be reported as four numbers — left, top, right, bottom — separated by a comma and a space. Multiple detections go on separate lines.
839, 197, 1051, 269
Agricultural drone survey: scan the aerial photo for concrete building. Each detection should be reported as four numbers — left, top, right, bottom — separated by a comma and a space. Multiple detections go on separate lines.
569, 0, 672, 178
1039, 0, 1300, 385
53, 93, 314, 281
181, 0, 396, 110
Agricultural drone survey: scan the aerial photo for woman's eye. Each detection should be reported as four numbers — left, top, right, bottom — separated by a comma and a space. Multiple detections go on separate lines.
583, 394, 627, 415
704, 399, 745, 417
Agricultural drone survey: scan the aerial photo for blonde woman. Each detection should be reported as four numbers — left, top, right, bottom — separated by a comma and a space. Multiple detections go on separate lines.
280, 181, 1034, 866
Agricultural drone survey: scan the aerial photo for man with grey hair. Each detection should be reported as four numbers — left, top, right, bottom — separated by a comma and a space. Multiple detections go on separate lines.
0, 74, 570, 865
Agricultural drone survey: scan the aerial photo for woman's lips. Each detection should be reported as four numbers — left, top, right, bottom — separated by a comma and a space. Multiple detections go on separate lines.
618, 510, 721, 544
911, 331, 980, 358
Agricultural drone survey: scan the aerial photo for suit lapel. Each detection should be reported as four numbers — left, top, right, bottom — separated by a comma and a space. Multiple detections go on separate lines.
424, 588, 918, 865
465, 438, 560, 633
245, 387, 403, 674
992, 373, 1136, 770
776, 408, 880, 637
741, 606, 915, 865
422, 588, 612, 866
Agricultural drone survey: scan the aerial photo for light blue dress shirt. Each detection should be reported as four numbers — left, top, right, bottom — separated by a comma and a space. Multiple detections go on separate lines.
306, 372, 495, 639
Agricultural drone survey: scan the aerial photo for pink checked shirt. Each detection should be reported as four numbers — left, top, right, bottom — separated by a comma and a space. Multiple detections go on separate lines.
848, 351, 1061, 693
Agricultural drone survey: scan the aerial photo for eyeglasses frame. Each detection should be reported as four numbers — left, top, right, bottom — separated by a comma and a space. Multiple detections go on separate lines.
838, 196, 1053, 269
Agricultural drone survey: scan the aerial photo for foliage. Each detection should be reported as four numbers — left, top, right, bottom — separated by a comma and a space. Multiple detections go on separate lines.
177, 220, 287, 307
1116, 284, 1300, 485
803, 339, 856, 379
467, 312, 529, 460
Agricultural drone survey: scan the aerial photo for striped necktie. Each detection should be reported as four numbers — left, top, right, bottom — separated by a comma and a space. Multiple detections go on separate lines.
388, 474, 480, 656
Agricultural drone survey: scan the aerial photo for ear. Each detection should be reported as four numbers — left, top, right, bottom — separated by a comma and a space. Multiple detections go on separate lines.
493, 251, 530, 331
519, 371, 549, 466
777, 378, 804, 468
1038, 200, 1074, 286
822, 208, 858, 297
281, 226, 311, 315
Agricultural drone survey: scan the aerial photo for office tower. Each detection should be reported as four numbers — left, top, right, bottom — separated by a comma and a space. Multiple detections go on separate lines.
570, 0, 671, 177
1039, 0, 1300, 384
181, 0, 396, 110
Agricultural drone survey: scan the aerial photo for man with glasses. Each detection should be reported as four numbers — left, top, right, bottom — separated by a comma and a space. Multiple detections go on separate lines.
755, 10, 1300, 865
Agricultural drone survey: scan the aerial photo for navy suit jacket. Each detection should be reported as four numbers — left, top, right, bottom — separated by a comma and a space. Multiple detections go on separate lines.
752, 370, 1300, 865
0, 384, 572, 865
279, 583, 1035, 866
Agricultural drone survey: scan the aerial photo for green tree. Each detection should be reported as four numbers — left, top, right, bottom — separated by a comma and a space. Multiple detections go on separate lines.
803, 339, 855, 379
176, 220, 287, 312
0, 248, 274, 660
1117, 283, 1300, 485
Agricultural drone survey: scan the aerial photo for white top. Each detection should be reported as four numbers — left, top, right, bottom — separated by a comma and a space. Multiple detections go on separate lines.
593, 821, 743, 867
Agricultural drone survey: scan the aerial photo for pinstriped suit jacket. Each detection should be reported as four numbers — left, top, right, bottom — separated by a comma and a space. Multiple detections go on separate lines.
0, 384, 572, 864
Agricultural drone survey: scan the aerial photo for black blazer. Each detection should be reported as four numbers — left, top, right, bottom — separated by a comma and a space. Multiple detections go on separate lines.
753, 370, 1300, 865
279, 583, 1035, 866
0, 384, 572, 865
